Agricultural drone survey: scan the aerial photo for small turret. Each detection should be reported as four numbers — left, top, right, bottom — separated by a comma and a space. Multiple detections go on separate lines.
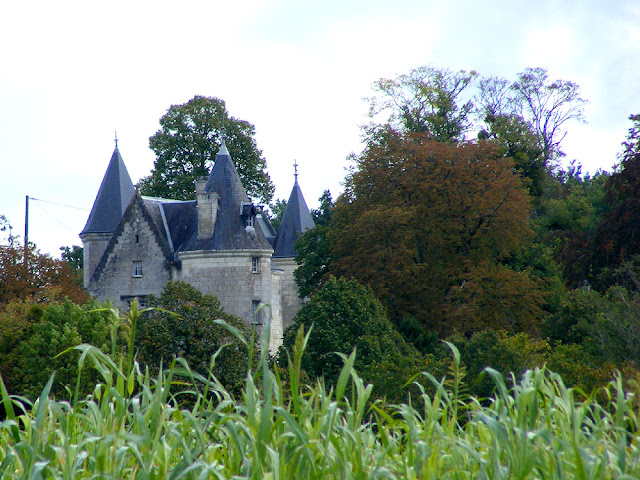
80, 138, 135, 288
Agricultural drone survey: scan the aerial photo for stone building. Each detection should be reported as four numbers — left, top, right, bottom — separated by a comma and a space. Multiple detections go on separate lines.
80, 139, 314, 350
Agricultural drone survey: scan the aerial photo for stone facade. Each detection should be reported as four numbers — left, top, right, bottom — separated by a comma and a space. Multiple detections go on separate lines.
88, 200, 171, 305
177, 249, 283, 351
82, 141, 314, 352
272, 257, 305, 331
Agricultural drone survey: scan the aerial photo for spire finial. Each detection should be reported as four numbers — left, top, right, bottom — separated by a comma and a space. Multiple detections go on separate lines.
217, 127, 229, 155
294, 160, 299, 185
114, 131, 119, 149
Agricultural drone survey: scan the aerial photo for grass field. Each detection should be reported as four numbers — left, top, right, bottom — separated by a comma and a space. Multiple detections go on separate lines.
2, 322, 640, 479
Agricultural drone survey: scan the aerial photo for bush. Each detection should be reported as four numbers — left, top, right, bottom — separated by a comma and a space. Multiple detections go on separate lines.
136, 281, 251, 395
0, 297, 113, 399
280, 276, 424, 401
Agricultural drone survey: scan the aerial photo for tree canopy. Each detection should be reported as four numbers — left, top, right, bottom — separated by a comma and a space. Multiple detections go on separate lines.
138, 96, 275, 204
136, 281, 251, 394
280, 276, 423, 401
0, 241, 88, 306
329, 128, 544, 336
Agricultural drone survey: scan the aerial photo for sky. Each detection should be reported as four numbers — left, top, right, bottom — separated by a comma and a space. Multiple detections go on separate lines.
1, 0, 639, 257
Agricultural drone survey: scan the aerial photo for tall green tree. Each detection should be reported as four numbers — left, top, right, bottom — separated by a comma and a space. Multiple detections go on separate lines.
367, 66, 477, 141
138, 96, 275, 203
478, 69, 587, 168
294, 190, 335, 298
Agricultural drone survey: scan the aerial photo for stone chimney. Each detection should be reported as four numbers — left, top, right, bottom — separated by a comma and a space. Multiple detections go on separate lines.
196, 178, 219, 239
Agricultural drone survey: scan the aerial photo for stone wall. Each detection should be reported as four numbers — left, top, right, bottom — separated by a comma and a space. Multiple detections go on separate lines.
80, 232, 112, 288
177, 249, 284, 352
90, 205, 171, 309
272, 257, 304, 331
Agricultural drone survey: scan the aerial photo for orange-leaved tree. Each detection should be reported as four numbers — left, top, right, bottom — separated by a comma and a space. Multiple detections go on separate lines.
0, 241, 88, 306
330, 128, 545, 337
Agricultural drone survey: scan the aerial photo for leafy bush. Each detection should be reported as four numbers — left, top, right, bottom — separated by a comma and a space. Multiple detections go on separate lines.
136, 281, 251, 395
0, 297, 113, 399
280, 276, 424, 401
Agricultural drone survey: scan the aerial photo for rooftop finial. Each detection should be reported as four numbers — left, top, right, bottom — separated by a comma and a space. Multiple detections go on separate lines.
218, 127, 229, 155
294, 160, 299, 185
114, 131, 119, 149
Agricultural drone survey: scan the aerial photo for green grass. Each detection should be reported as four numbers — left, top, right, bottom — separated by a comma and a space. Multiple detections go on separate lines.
2, 318, 640, 479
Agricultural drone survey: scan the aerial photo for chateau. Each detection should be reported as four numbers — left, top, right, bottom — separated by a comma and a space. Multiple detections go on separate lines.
80, 139, 314, 351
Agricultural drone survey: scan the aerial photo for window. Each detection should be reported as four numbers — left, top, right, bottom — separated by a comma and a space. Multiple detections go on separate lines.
133, 261, 143, 277
246, 215, 254, 228
135, 234, 140, 244
121, 295, 148, 308
251, 256, 260, 273
252, 300, 263, 325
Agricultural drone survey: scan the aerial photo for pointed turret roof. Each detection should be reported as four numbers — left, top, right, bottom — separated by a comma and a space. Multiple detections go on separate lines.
273, 170, 315, 258
81, 146, 135, 235
180, 138, 272, 251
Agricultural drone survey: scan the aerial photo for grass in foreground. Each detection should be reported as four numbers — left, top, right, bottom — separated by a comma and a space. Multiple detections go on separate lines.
1, 322, 640, 479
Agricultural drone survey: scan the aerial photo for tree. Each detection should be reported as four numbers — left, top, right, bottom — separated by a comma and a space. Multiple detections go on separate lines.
329, 128, 544, 336
0, 297, 113, 399
60, 245, 83, 271
510, 68, 587, 166
367, 66, 477, 141
136, 281, 251, 394
293, 190, 336, 298
0, 215, 14, 245
0, 242, 88, 305
138, 96, 275, 203
477, 68, 587, 174
592, 114, 640, 290
280, 276, 423, 401
267, 198, 287, 232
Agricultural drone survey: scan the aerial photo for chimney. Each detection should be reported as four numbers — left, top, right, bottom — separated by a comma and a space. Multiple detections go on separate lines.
196, 178, 218, 239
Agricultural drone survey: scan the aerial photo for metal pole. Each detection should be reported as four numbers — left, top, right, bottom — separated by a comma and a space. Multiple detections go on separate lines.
24, 195, 29, 264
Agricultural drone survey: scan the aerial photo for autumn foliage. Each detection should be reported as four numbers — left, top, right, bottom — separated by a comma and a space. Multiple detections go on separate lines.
330, 129, 544, 336
0, 242, 88, 306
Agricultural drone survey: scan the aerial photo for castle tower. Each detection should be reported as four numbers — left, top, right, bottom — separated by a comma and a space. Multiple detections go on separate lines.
272, 162, 315, 328
80, 143, 135, 288
176, 136, 283, 350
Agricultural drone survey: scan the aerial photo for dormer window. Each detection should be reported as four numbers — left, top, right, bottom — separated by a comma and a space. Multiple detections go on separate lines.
241, 202, 257, 229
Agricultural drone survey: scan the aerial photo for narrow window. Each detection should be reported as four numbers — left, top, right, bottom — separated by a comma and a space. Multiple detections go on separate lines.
252, 300, 262, 325
246, 215, 254, 228
135, 234, 140, 244
251, 256, 260, 273
133, 261, 143, 277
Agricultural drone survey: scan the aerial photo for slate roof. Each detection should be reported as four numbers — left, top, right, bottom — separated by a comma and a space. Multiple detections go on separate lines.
178, 140, 273, 252
272, 179, 315, 258
81, 147, 135, 235
141, 197, 197, 258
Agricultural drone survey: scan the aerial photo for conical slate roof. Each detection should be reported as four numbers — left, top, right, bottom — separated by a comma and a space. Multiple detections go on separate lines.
273, 178, 315, 258
81, 146, 135, 235
180, 140, 272, 251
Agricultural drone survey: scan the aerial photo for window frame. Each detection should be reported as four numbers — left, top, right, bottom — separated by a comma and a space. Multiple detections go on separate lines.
251, 256, 260, 273
132, 261, 143, 278
251, 300, 263, 325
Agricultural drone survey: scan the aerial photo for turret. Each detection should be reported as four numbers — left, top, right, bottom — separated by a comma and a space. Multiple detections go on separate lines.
80, 139, 135, 288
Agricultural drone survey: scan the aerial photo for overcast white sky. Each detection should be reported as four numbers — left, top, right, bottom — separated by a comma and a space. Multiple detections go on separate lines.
1, 0, 639, 256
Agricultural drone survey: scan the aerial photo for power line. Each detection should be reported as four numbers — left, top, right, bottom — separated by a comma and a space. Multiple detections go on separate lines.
30, 197, 88, 211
